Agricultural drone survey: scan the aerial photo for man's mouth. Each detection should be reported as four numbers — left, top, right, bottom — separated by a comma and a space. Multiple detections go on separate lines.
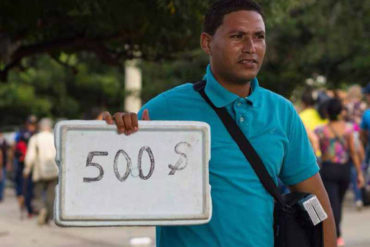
238, 59, 258, 65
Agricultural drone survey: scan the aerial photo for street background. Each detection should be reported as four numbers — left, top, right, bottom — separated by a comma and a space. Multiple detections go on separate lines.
1, 187, 370, 247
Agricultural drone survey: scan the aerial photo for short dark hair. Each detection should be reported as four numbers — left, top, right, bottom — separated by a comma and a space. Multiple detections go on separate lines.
301, 89, 315, 107
203, 0, 264, 35
326, 98, 343, 121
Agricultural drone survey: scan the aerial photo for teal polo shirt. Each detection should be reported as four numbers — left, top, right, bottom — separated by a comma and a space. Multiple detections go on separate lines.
138, 65, 319, 247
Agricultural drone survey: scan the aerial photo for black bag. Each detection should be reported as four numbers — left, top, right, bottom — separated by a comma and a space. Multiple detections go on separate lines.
274, 192, 323, 247
362, 185, 370, 206
194, 81, 324, 247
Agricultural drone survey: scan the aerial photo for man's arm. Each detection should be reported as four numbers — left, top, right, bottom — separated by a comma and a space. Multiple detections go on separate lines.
289, 173, 336, 247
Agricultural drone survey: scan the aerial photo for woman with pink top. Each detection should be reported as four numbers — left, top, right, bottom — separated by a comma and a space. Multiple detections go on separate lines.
315, 97, 365, 246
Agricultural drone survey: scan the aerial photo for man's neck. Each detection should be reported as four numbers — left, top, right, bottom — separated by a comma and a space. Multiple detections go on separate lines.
217, 79, 252, 98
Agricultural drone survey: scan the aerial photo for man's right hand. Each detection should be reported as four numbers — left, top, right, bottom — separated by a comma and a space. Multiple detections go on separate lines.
102, 109, 150, 135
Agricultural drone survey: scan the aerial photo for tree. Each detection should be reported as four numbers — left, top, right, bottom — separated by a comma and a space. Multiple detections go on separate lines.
261, 0, 370, 95
0, 53, 124, 126
0, 0, 209, 81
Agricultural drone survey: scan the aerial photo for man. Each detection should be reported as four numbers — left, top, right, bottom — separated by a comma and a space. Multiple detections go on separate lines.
12, 115, 38, 217
360, 83, 370, 156
103, 1, 336, 246
0, 132, 10, 202
24, 118, 58, 225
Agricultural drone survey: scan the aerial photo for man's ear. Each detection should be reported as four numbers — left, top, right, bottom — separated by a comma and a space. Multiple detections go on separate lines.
200, 32, 212, 55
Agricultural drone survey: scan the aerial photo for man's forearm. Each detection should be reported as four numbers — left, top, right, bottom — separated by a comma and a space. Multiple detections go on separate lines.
289, 173, 337, 247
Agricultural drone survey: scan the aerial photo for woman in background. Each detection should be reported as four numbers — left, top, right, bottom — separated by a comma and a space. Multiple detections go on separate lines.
315, 98, 364, 246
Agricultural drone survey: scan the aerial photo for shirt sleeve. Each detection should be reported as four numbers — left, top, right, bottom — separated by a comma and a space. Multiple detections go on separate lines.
279, 103, 320, 185
138, 92, 172, 120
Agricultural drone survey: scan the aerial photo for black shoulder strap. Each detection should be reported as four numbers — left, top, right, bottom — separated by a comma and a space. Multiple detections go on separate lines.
193, 80, 286, 206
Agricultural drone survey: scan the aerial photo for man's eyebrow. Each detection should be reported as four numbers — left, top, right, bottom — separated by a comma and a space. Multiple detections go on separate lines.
227, 30, 246, 34
254, 30, 265, 35
227, 30, 265, 35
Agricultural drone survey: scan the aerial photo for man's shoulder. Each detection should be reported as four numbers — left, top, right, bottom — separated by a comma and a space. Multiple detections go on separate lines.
161, 82, 197, 98
140, 82, 201, 120
146, 82, 201, 107
258, 86, 294, 110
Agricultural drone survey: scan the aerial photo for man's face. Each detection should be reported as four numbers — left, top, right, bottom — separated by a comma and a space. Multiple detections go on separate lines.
202, 10, 266, 85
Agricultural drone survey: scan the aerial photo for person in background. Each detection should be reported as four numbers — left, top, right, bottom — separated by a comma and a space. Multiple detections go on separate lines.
299, 88, 327, 131
24, 118, 58, 225
12, 115, 37, 217
360, 83, 370, 205
299, 89, 324, 161
343, 85, 366, 210
360, 83, 370, 162
0, 143, 3, 201
0, 132, 11, 202
83, 107, 105, 120
315, 98, 364, 246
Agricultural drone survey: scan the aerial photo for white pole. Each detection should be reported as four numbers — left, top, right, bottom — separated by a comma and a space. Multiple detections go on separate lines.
124, 60, 142, 112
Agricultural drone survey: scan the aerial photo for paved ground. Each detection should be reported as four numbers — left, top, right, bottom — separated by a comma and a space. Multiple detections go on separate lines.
1, 187, 370, 247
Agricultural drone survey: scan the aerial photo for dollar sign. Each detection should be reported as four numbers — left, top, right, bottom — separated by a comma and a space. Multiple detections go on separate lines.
168, 142, 191, 175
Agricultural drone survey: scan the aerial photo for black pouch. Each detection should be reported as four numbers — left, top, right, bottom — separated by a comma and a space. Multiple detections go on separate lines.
274, 192, 323, 247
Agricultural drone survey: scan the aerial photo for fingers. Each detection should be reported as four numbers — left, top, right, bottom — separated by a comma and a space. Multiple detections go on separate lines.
103, 110, 143, 135
113, 112, 126, 134
142, 109, 150, 120
102, 111, 114, 125
113, 112, 139, 135
122, 113, 137, 135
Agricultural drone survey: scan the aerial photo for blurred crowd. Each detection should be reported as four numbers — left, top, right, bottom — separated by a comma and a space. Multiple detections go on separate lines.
0, 107, 104, 226
295, 83, 370, 246
0, 116, 58, 225
1, 86, 370, 243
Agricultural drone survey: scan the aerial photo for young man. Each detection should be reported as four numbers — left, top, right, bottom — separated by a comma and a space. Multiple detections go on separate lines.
104, 1, 336, 246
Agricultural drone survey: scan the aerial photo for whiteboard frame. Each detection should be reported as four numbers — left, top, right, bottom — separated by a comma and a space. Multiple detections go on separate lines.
54, 120, 212, 226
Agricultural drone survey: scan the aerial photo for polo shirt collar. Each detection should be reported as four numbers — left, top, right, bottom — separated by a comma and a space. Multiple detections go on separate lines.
204, 64, 261, 108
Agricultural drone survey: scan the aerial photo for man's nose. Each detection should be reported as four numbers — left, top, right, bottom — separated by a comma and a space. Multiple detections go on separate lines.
242, 37, 256, 54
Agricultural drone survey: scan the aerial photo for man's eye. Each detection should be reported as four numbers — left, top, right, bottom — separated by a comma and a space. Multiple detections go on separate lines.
256, 34, 265, 39
231, 34, 243, 39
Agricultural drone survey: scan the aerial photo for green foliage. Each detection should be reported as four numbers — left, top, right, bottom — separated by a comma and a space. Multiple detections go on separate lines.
0, 0, 369, 127
0, 54, 123, 126
140, 50, 209, 102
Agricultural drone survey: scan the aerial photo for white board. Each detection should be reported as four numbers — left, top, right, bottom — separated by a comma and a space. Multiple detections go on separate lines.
54, 120, 211, 226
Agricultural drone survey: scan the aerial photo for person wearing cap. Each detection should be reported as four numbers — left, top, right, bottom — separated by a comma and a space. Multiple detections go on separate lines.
12, 115, 38, 217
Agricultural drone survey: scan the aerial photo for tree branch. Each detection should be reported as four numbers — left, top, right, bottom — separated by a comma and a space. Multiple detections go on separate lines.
0, 34, 128, 82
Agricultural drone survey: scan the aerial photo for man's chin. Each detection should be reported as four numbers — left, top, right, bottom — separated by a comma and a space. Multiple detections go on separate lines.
233, 73, 257, 84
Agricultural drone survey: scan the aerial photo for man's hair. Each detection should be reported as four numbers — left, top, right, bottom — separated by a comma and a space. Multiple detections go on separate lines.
203, 0, 264, 35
